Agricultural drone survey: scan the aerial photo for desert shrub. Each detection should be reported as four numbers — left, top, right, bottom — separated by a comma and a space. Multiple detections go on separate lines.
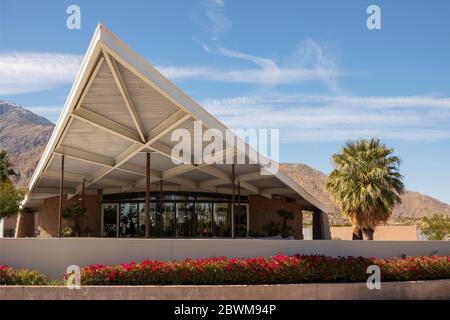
0, 266, 48, 285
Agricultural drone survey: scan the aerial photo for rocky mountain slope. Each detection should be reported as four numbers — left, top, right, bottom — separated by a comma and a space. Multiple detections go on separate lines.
0, 101, 55, 188
280, 163, 450, 224
1, 101, 449, 223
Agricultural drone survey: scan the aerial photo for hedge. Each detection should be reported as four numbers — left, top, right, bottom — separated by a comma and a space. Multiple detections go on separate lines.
76, 255, 450, 286
2, 255, 449, 286
0, 265, 48, 285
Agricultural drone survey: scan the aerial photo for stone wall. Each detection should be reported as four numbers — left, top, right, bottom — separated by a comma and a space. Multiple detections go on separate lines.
248, 195, 303, 239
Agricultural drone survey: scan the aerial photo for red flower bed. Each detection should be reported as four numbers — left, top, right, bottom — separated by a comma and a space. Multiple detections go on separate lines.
75, 255, 450, 286
0, 265, 48, 285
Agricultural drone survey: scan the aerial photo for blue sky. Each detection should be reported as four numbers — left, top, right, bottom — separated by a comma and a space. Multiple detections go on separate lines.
1, 0, 449, 204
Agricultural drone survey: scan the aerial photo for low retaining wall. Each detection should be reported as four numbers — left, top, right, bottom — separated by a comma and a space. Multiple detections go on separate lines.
1, 280, 449, 300
1, 238, 449, 279
331, 226, 419, 240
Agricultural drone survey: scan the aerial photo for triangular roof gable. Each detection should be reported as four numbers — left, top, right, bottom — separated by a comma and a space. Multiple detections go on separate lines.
25, 24, 328, 213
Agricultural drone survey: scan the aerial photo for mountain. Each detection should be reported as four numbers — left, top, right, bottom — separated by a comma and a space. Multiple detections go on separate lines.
280, 163, 450, 224
0, 101, 55, 188
1, 101, 449, 223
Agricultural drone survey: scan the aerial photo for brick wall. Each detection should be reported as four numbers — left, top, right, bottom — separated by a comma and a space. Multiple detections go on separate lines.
248, 195, 303, 239
35, 194, 102, 237
15, 213, 35, 237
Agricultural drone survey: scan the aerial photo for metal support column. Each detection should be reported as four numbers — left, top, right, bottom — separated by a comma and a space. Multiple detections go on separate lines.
58, 155, 65, 238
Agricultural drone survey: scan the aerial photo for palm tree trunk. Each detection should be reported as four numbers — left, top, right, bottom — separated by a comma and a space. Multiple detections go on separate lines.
362, 228, 374, 240
352, 225, 363, 240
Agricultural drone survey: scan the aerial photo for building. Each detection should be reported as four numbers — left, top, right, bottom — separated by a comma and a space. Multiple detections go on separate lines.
17, 24, 330, 240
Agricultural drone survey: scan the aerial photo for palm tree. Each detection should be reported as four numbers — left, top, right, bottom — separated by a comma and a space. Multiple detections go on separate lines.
0, 150, 17, 183
326, 139, 404, 240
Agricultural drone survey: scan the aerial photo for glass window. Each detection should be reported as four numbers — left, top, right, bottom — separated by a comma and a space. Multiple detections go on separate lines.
138, 202, 156, 237
236, 204, 248, 237
158, 202, 176, 237
176, 202, 193, 237
119, 203, 138, 238
195, 203, 213, 237
102, 204, 118, 237
213, 203, 231, 237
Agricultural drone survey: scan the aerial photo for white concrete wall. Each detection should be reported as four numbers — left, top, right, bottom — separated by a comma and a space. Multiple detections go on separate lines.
2, 280, 450, 300
0, 238, 449, 279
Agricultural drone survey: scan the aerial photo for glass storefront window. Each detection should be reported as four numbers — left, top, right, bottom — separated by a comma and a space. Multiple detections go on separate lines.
176, 202, 193, 237
158, 202, 176, 237
138, 202, 156, 237
102, 193, 247, 238
236, 204, 248, 237
102, 204, 118, 237
213, 203, 231, 237
195, 203, 213, 237
119, 203, 138, 237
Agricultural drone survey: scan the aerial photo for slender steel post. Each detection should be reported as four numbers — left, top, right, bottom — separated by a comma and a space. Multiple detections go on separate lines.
210, 204, 214, 237
158, 179, 163, 236
58, 155, 65, 238
237, 181, 241, 237
82, 178, 86, 236
231, 164, 235, 238
145, 152, 151, 238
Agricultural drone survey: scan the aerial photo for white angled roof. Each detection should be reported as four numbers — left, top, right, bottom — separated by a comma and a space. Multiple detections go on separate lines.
24, 24, 327, 213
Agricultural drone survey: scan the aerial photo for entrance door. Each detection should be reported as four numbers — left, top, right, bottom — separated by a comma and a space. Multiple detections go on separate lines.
102, 204, 119, 237
236, 204, 249, 237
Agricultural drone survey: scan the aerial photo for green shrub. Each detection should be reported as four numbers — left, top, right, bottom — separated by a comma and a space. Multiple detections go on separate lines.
419, 213, 450, 240
0, 266, 48, 285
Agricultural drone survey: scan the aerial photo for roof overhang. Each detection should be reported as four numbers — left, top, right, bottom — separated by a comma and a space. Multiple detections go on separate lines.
24, 24, 328, 213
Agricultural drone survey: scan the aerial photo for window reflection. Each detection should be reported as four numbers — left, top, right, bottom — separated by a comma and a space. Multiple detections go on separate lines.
103, 204, 118, 237
213, 203, 231, 237
119, 203, 138, 237
102, 194, 247, 238
195, 203, 213, 237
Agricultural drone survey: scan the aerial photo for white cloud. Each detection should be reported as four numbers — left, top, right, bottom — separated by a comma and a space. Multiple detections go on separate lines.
191, 0, 340, 88
203, 0, 231, 41
158, 64, 339, 85
156, 66, 216, 80
0, 52, 83, 95
201, 94, 450, 142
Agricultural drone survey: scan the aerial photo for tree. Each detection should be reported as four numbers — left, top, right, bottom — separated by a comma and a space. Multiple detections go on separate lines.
262, 209, 295, 238
277, 209, 294, 238
0, 150, 17, 184
0, 182, 24, 218
326, 138, 405, 240
61, 203, 87, 237
419, 214, 450, 240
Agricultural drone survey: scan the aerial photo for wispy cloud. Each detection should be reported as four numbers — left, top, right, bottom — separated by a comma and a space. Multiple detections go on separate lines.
157, 63, 340, 85
191, 0, 340, 88
201, 93, 450, 142
0, 52, 82, 95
